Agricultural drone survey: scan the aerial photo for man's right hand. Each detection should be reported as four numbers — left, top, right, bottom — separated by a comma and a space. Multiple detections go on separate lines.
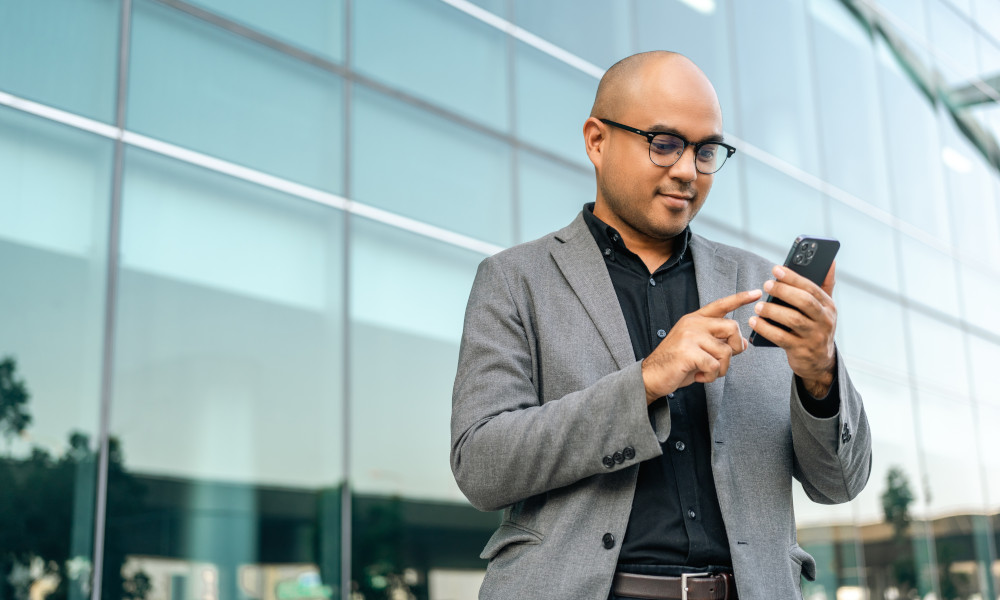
641, 289, 762, 404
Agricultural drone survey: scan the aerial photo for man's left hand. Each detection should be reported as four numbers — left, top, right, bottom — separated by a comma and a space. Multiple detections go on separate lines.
748, 262, 837, 398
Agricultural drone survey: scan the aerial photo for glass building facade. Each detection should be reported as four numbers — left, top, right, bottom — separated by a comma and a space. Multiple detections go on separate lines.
1, 0, 999, 598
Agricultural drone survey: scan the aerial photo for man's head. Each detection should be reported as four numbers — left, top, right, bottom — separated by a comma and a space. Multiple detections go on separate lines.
584, 51, 724, 249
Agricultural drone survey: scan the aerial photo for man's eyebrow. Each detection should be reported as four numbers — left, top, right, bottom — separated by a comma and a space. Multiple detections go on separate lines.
647, 124, 725, 144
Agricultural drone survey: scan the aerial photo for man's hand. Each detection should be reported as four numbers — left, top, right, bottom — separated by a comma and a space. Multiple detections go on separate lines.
641, 289, 762, 404
749, 263, 838, 397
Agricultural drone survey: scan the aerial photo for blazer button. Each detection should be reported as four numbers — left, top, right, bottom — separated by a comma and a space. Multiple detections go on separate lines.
613, 451, 624, 464
623, 446, 635, 460
602, 533, 615, 549
602, 455, 615, 468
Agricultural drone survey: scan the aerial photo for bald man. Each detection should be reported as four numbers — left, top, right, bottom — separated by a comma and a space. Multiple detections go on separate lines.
451, 52, 871, 600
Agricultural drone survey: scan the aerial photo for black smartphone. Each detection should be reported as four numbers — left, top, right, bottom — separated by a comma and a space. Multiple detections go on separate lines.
749, 235, 840, 348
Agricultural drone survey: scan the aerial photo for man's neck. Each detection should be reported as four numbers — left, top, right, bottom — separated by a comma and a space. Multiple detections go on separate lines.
592, 203, 676, 273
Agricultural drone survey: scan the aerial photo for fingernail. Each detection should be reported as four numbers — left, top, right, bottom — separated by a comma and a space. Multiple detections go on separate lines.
742, 337, 748, 350
748, 289, 762, 298
763, 280, 773, 292
749, 316, 757, 327
754, 302, 763, 314
773, 266, 786, 278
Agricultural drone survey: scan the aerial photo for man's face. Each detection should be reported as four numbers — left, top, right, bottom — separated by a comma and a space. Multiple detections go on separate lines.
593, 62, 724, 244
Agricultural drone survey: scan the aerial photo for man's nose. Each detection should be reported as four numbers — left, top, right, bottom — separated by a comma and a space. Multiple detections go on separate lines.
666, 145, 699, 182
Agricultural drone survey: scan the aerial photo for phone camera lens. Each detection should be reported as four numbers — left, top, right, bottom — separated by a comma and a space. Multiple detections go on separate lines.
793, 253, 806, 265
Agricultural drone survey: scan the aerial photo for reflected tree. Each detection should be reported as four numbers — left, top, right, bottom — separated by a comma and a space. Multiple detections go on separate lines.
881, 466, 917, 596
0, 355, 149, 600
351, 496, 423, 600
0, 357, 32, 454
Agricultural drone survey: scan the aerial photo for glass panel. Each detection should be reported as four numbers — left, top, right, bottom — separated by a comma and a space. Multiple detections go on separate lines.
349, 218, 481, 500
352, 86, 514, 247
696, 147, 744, 232
960, 263, 1000, 337
743, 158, 826, 247
512, 0, 630, 69
517, 151, 593, 243
128, 0, 344, 194
188, 0, 345, 62
937, 105, 1000, 267
927, 0, 979, 86
875, 0, 930, 41
349, 218, 497, 598
828, 202, 901, 293
0, 0, 120, 123
635, 0, 741, 137
691, 218, 745, 249
352, 0, 508, 130
914, 390, 991, 598
730, 0, 821, 175
809, 0, 893, 212
514, 41, 598, 169
907, 310, 969, 398
906, 309, 970, 398
973, 0, 1000, 43
846, 370, 934, 599
875, 37, 952, 244
966, 333, 1000, 409
897, 234, 961, 316
0, 106, 112, 599
835, 284, 909, 378
107, 148, 345, 598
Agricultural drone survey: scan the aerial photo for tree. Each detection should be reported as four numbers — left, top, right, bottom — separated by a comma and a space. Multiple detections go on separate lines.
0, 356, 32, 452
881, 466, 918, 596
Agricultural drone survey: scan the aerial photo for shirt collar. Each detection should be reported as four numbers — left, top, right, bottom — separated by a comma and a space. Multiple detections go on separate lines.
582, 202, 692, 271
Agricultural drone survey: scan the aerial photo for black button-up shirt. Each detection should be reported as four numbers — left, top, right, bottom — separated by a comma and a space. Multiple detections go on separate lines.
582, 204, 840, 568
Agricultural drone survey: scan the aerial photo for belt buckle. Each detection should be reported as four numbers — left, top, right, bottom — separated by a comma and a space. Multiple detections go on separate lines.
680, 572, 708, 600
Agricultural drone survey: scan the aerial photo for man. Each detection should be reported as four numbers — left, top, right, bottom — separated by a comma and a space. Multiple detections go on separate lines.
451, 51, 871, 600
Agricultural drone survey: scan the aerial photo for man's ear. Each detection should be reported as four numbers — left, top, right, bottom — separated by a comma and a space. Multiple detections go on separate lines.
583, 117, 606, 171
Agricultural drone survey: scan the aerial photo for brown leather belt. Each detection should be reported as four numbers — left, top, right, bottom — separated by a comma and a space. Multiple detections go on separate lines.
611, 571, 737, 600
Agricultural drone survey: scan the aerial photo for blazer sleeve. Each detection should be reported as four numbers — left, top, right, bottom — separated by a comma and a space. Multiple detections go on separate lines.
789, 348, 872, 504
450, 255, 663, 512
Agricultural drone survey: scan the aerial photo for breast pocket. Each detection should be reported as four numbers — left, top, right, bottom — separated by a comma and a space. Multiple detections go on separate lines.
480, 521, 544, 560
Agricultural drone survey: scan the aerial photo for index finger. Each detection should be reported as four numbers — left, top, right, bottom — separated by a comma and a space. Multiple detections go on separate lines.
697, 289, 763, 318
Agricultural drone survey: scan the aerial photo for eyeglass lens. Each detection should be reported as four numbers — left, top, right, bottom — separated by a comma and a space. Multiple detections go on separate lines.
649, 133, 728, 174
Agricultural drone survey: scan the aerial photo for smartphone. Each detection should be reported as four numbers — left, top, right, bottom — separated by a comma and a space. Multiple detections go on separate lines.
749, 235, 840, 348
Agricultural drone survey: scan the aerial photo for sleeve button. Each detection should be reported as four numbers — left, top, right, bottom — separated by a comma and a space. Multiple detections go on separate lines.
602, 455, 615, 468
613, 451, 624, 464
622, 446, 635, 460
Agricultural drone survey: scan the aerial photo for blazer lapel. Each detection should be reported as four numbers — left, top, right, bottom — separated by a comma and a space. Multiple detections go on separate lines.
551, 215, 636, 371
690, 235, 739, 429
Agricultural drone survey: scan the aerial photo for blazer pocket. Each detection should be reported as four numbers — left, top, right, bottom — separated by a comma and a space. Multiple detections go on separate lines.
479, 521, 544, 560
789, 543, 817, 582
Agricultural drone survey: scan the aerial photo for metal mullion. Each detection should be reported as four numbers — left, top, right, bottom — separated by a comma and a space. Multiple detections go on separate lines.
90, 0, 132, 599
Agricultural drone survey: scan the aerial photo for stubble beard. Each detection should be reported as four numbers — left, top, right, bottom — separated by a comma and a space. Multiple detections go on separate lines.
600, 179, 701, 243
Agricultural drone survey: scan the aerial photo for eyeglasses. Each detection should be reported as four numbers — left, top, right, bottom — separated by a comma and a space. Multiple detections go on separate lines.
599, 119, 736, 174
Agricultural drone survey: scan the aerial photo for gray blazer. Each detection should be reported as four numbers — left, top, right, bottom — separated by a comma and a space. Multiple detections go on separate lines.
451, 213, 872, 600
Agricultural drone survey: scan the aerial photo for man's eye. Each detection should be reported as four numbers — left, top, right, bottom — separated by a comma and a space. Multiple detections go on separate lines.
651, 138, 683, 154
698, 145, 719, 161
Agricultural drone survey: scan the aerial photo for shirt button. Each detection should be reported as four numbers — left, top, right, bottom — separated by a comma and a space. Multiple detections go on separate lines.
675, 441, 686, 452
612, 233, 620, 242
603, 248, 612, 256
649, 277, 656, 286
667, 393, 675, 399
602, 455, 615, 469
657, 329, 666, 338
688, 509, 697, 520
603, 533, 615, 549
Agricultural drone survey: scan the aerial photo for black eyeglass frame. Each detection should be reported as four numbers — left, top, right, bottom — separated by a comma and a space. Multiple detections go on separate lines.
598, 118, 736, 174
